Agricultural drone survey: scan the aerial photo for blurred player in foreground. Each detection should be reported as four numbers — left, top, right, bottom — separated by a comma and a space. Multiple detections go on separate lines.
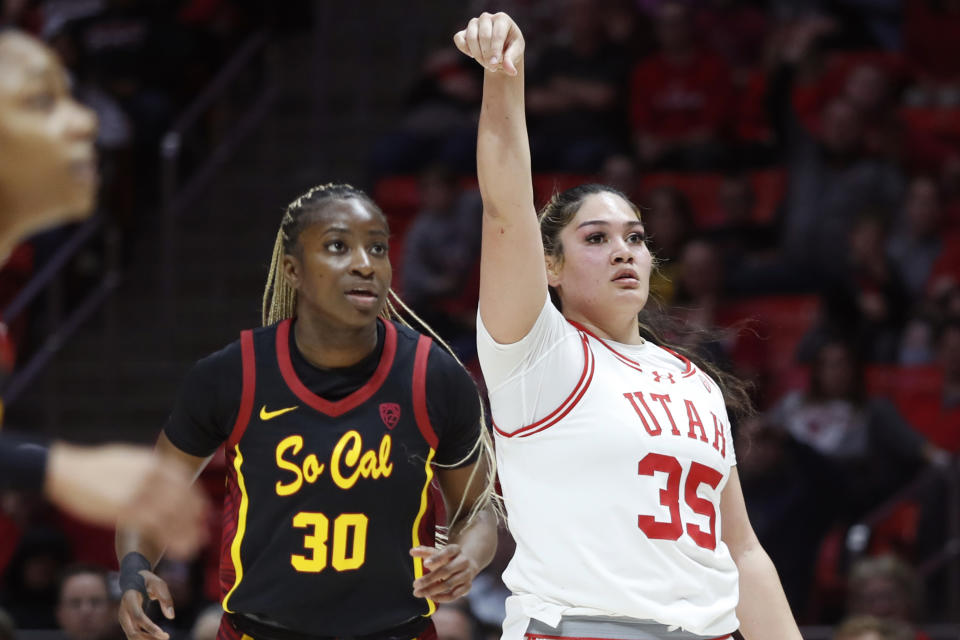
0, 29, 206, 559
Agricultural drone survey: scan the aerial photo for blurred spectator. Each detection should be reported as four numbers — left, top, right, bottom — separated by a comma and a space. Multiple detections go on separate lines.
56, 565, 120, 640
846, 555, 924, 633
401, 165, 482, 351
671, 239, 730, 364
432, 602, 478, 640
903, 0, 960, 106
834, 615, 914, 640
737, 414, 835, 617
770, 23, 906, 279
772, 340, 945, 520
189, 604, 222, 640
628, 0, 733, 169
692, 0, 769, 76
644, 186, 695, 305
370, 46, 481, 174
600, 0, 652, 64
941, 319, 960, 408
0, 527, 71, 628
525, 0, 630, 171
599, 153, 641, 203
811, 213, 910, 362
707, 173, 779, 285
0, 608, 13, 640
889, 177, 947, 301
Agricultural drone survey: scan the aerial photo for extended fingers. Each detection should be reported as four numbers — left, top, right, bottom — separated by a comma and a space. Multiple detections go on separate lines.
119, 593, 169, 640
415, 567, 474, 601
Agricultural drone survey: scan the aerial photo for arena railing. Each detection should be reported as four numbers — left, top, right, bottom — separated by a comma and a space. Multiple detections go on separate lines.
158, 29, 278, 322
0, 215, 121, 405
845, 459, 960, 621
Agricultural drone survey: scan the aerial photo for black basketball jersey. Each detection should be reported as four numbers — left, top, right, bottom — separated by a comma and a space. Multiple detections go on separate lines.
218, 318, 442, 635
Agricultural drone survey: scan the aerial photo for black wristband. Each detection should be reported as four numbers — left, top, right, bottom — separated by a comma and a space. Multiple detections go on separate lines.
119, 552, 151, 602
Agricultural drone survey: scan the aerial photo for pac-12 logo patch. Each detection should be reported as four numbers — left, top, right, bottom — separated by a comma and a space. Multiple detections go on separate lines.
379, 403, 401, 429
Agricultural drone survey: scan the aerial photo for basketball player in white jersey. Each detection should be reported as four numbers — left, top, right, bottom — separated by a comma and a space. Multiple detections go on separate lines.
452, 12, 803, 640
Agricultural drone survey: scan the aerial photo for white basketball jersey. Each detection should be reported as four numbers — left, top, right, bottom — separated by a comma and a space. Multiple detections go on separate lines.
477, 300, 740, 639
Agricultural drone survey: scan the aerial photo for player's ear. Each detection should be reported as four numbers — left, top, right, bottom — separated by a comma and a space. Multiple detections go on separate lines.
282, 252, 301, 290
545, 255, 562, 287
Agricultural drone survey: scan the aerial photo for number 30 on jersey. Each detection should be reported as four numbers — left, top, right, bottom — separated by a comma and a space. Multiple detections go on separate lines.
637, 453, 723, 550
290, 512, 368, 572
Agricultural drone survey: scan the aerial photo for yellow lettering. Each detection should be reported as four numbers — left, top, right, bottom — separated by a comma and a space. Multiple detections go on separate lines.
359, 450, 378, 478
304, 455, 325, 483
378, 435, 393, 477
275, 435, 304, 496
331, 431, 362, 489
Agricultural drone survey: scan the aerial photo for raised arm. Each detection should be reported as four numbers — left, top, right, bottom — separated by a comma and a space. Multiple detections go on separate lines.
454, 12, 547, 344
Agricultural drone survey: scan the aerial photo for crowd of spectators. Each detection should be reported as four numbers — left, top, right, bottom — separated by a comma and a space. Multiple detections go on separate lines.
3, 0, 960, 638
374, 0, 960, 637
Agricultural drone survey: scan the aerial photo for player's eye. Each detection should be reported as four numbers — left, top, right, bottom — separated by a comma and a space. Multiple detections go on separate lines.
369, 242, 388, 256
326, 240, 347, 253
23, 91, 56, 112
586, 233, 605, 244
627, 232, 646, 244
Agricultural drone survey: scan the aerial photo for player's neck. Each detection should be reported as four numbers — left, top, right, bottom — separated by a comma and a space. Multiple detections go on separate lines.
564, 308, 644, 345
292, 314, 379, 369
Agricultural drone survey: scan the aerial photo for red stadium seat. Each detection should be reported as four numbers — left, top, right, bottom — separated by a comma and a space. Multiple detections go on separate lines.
639, 170, 785, 229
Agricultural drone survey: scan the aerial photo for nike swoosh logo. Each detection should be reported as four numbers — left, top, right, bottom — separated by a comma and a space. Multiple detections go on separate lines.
259, 405, 299, 421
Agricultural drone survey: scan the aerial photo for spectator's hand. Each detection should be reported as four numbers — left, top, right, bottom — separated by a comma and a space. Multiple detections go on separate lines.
118, 571, 175, 640
45, 443, 208, 559
410, 544, 480, 602
922, 442, 953, 470
453, 12, 524, 76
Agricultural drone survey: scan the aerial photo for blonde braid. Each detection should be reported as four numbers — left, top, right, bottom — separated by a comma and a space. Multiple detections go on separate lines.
385, 289, 503, 535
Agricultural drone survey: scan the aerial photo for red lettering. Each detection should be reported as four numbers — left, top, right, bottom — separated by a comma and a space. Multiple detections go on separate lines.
711, 413, 727, 457
684, 462, 724, 550
623, 392, 661, 436
684, 400, 708, 442
650, 393, 680, 435
637, 453, 683, 541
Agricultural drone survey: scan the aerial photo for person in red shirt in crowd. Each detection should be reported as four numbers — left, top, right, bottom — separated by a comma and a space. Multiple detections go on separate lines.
903, 0, 960, 105
628, 0, 733, 170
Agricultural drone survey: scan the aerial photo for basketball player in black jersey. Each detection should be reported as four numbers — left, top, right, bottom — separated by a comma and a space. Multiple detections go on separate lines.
117, 184, 498, 640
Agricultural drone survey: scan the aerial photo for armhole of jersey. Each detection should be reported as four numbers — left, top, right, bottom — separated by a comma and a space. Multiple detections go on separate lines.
493, 332, 595, 438
413, 336, 439, 450
226, 330, 256, 449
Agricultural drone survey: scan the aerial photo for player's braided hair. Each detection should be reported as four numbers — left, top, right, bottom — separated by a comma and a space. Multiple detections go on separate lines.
262, 183, 502, 531
539, 183, 754, 419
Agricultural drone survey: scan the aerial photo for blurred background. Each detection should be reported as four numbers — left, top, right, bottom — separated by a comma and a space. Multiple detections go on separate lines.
1, 1, 959, 639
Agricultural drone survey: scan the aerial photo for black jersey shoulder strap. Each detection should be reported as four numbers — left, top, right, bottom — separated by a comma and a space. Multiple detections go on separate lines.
226, 329, 257, 449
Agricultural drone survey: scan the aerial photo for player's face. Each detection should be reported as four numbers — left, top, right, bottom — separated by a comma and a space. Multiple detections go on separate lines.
548, 192, 652, 318
284, 198, 392, 330
0, 33, 98, 244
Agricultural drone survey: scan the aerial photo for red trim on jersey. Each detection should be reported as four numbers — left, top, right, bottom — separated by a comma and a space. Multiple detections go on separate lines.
417, 621, 438, 640
567, 320, 645, 372
568, 319, 695, 377
526, 635, 731, 640
493, 332, 595, 438
216, 613, 244, 640
412, 335, 439, 449
276, 318, 398, 417
218, 452, 242, 599
226, 330, 256, 449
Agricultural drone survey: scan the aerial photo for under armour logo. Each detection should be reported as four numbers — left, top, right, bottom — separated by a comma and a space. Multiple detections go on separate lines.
652, 371, 675, 384
379, 403, 401, 429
